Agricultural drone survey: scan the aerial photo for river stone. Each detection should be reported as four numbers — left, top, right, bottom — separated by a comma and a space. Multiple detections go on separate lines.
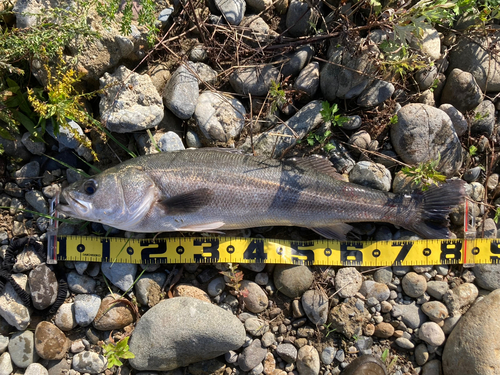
238, 338, 267, 371
25, 363, 49, 375
285, 0, 319, 37
93, 294, 135, 331
426, 281, 449, 300
129, 297, 246, 371
419, 321, 445, 346
0, 352, 13, 375
214, 0, 245, 25
54, 303, 77, 331
230, 65, 279, 96
421, 301, 449, 323
173, 284, 211, 303
391, 302, 427, 329
439, 104, 468, 136
67, 271, 96, 294
240, 280, 268, 313
101, 262, 137, 292
99, 65, 164, 132
34, 321, 70, 360
390, 103, 462, 177
163, 62, 199, 120
402, 272, 427, 298
443, 289, 500, 375
74, 294, 101, 327
360, 280, 390, 302
301, 289, 329, 325
471, 100, 496, 137
349, 161, 391, 191
135, 272, 167, 307
335, 267, 363, 298
8, 330, 37, 368
193, 91, 246, 145
297, 345, 320, 375
0, 273, 30, 330
448, 33, 500, 92
441, 68, 483, 113
276, 343, 298, 363
72, 351, 107, 374
328, 297, 370, 339
273, 265, 314, 298
442, 283, 478, 316
29, 264, 58, 310
473, 264, 500, 291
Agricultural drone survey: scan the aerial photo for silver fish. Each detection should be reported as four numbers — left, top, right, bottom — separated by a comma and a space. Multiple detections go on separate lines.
56, 149, 465, 239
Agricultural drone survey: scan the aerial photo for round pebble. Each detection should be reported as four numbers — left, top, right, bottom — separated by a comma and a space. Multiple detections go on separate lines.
402, 272, 427, 298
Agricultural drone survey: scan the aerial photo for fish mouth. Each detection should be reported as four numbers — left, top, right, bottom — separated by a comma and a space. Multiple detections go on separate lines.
56, 190, 92, 217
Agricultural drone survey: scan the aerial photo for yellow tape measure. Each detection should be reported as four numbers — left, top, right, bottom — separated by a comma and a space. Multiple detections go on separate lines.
52, 235, 500, 266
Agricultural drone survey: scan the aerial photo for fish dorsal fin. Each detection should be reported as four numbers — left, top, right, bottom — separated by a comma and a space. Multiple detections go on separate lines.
286, 155, 345, 180
310, 223, 353, 240
160, 188, 213, 215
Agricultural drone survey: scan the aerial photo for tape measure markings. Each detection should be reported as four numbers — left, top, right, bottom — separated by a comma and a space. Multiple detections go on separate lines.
54, 236, 500, 266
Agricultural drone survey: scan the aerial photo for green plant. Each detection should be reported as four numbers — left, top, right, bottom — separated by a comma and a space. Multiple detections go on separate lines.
401, 158, 447, 191
381, 348, 398, 370
389, 114, 398, 124
220, 263, 249, 300
474, 111, 489, 121
299, 130, 335, 152
320, 102, 348, 127
469, 145, 478, 157
494, 207, 500, 224
269, 80, 287, 114
101, 336, 135, 368
323, 322, 336, 338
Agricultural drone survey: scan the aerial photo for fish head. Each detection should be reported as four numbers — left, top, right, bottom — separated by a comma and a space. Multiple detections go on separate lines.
57, 165, 157, 229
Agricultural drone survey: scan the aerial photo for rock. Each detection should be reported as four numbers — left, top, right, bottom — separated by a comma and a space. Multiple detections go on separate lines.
402, 272, 427, 298
54, 303, 77, 331
441, 68, 483, 113
14, 161, 40, 188
135, 272, 167, 307
67, 271, 96, 294
328, 298, 370, 339
214, 0, 245, 24
242, 100, 324, 158
34, 321, 70, 360
8, 330, 37, 368
129, 297, 245, 371
240, 280, 268, 313
173, 284, 211, 303
422, 359, 442, 375
156, 131, 185, 152
335, 267, 363, 298
297, 345, 320, 375
230, 65, 279, 96
93, 294, 135, 330
419, 321, 446, 346
391, 302, 427, 329
415, 343, 429, 366
45, 119, 93, 161
285, 0, 319, 37
373, 268, 393, 284
395, 337, 415, 350
349, 161, 391, 191
294, 62, 320, 98
74, 294, 101, 327
72, 351, 107, 374
0, 353, 13, 375
374, 322, 394, 338
28, 264, 58, 310
360, 280, 390, 302
193, 92, 246, 145
409, 24, 441, 60
273, 265, 314, 298
238, 338, 267, 371
163, 62, 199, 120
416, 66, 438, 90
246, 0, 272, 11
276, 343, 298, 363
471, 100, 496, 136
391, 103, 462, 177
24, 362, 49, 375
245, 318, 269, 336
448, 33, 500, 92
442, 289, 500, 375
442, 283, 478, 316
357, 80, 395, 107
101, 262, 137, 292
99, 66, 164, 132
0, 273, 30, 330
25, 190, 48, 215
438, 104, 468, 136
442, 314, 461, 335
320, 43, 378, 101
426, 281, 450, 300
320, 347, 336, 365
473, 264, 500, 291
421, 301, 449, 323
189, 358, 226, 375
301, 289, 329, 325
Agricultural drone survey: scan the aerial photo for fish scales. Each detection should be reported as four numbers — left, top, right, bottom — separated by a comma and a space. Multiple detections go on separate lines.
57, 149, 465, 239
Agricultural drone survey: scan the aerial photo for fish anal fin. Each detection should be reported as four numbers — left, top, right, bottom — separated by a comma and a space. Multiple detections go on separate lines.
310, 223, 353, 240
160, 188, 213, 215
178, 221, 225, 232
287, 155, 345, 180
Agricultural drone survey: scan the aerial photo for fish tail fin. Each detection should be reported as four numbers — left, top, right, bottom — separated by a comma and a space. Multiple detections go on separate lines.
407, 180, 465, 239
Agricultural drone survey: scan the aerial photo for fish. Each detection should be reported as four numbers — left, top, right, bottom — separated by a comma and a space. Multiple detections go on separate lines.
56, 148, 465, 239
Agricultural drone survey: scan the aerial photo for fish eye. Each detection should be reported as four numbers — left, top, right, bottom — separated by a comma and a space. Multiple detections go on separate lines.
83, 180, 97, 195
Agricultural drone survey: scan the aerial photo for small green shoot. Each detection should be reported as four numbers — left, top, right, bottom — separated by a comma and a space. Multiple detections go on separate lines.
474, 111, 489, 121
381, 348, 398, 370
323, 322, 337, 338
494, 207, 500, 224
469, 145, 478, 157
299, 130, 335, 152
101, 336, 135, 368
389, 114, 398, 124
269, 80, 287, 114
320, 102, 348, 127
401, 158, 446, 191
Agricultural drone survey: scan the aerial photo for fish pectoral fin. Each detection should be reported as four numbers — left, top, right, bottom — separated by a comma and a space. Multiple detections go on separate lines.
178, 221, 226, 232
160, 188, 213, 214
310, 223, 353, 240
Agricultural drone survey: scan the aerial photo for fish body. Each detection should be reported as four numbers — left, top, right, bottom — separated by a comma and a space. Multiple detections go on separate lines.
57, 149, 465, 239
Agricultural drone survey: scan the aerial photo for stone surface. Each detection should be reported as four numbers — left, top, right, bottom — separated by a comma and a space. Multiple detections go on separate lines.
72, 351, 107, 374
328, 298, 370, 339
443, 289, 500, 375
301, 289, 329, 325
441, 68, 483, 113
215, 0, 246, 24
402, 272, 427, 298
101, 262, 137, 292
8, 330, 37, 368
273, 265, 314, 298
129, 297, 246, 371
0, 273, 30, 330
163, 62, 199, 120
473, 264, 500, 291
29, 264, 58, 310
74, 294, 101, 327
93, 294, 135, 330
240, 280, 268, 313
297, 345, 320, 375
34, 321, 70, 360
335, 267, 363, 298
238, 339, 267, 371
349, 162, 391, 191
54, 303, 77, 331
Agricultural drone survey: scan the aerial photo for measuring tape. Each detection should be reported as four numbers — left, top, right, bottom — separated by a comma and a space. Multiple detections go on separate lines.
49, 235, 500, 266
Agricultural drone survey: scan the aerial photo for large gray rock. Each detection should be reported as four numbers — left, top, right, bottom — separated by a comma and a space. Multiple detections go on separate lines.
390, 103, 462, 177
448, 33, 500, 92
163, 62, 199, 120
320, 43, 378, 101
273, 265, 314, 298
473, 264, 500, 291
229, 65, 279, 96
241, 100, 323, 158
441, 68, 483, 113
0, 274, 30, 330
129, 297, 246, 371
285, 0, 319, 37
214, 0, 245, 25
442, 289, 500, 375
470, 100, 496, 137
99, 66, 164, 132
